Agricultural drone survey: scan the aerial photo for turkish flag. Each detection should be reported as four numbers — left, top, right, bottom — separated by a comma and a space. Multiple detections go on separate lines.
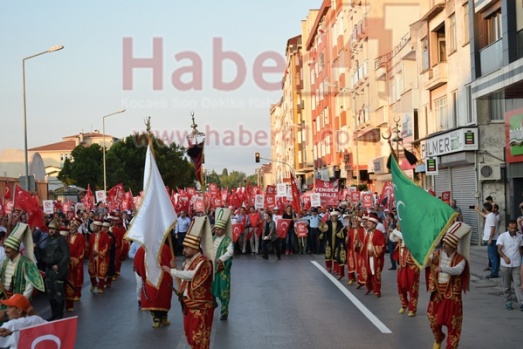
82, 184, 95, 211
276, 219, 292, 239
3, 183, 11, 200
231, 223, 243, 243
289, 173, 301, 213
264, 194, 275, 211
208, 183, 219, 194
295, 221, 308, 238
13, 185, 46, 230
18, 316, 78, 349
266, 185, 276, 195
4, 199, 13, 215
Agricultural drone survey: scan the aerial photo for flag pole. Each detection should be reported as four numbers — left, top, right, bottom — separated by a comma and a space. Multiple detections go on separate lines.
186, 111, 207, 214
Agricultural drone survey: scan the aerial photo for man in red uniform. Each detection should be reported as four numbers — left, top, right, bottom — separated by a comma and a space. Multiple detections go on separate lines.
361, 213, 386, 297
65, 217, 85, 312
134, 242, 173, 328
346, 214, 365, 286
109, 214, 126, 280
390, 228, 420, 317
426, 222, 470, 349
163, 215, 214, 349
88, 220, 110, 294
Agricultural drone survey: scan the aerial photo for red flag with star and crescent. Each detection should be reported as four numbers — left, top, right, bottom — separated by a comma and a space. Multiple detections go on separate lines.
13, 185, 46, 230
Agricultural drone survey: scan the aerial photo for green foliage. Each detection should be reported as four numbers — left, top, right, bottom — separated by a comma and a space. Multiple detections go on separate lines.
206, 170, 221, 186
58, 134, 195, 193
58, 144, 103, 189
219, 170, 246, 188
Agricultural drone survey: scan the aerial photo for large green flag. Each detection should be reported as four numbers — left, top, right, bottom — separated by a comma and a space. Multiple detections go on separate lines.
390, 156, 457, 268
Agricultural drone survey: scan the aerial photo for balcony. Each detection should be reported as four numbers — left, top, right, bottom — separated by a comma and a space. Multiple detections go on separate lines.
351, 16, 367, 47
372, 106, 389, 127
480, 39, 503, 76
424, 62, 447, 91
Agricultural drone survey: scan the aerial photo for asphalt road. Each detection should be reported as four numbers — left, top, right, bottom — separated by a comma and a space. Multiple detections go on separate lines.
31, 250, 522, 349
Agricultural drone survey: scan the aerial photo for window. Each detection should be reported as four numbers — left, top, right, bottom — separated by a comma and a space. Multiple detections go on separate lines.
422, 37, 429, 71
463, 3, 470, 44
486, 11, 502, 45
434, 95, 448, 130
466, 85, 473, 124
435, 25, 447, 63
488, 91, 504, 121
452, 90, 458, 127
448, 14, 457, 53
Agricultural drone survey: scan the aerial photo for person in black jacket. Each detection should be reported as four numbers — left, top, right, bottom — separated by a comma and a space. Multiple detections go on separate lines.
43, 220, 70, 321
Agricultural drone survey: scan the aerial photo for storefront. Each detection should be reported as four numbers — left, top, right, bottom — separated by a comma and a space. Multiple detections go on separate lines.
421, 128, 480, 243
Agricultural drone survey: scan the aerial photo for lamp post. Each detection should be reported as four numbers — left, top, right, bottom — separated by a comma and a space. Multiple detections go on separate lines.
102, 109, 126, 193
22, 45, 64, 191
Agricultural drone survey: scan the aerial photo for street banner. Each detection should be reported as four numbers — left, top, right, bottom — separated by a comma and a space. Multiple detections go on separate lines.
276, 218, 292, 239
208, 183, 219, 194
390, 155, 458, 268
194, 199, 205, 213
314, 179, 339, 206
295, 221, 308, 238
95, 190, 106, 203
310, 193, 321, 207
361, 193, 373, 209
264, 194, 276, 211
380, 182, 395, 209
276, 183, 287, 196
349, 190, 360, 204
43, 200, 54, 215
441, 191, 451, 205
254, 194, 264, 209
266, 185, 276, 195
18, 316, 78, 349
302, 194, 311, 210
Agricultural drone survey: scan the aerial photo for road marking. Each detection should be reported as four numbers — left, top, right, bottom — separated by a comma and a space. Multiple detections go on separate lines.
311, 261, 392, 334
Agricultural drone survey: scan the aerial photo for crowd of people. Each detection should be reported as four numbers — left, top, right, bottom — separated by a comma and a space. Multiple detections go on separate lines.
0, 193, 522, 349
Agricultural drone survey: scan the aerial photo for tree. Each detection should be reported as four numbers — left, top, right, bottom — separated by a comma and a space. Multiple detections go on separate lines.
58, 144, 103, 189
206, 170, 221, 186
219, 170, 246, 188
221, 168, 229, 177
105, 134, 194, 194
58, 134, 195, 194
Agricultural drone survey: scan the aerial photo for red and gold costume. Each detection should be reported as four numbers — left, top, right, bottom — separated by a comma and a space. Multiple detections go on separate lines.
111, 223, 126, 278
88, 230, 111, 292
393, 240, 420, 314
179, 253, 214, 349
426, 249, 469, 349
321, 219, 347, 278
134, 244, 173, 326
361, 228, 386, 296
346, 223, 365, 286
65, 231, 85, 311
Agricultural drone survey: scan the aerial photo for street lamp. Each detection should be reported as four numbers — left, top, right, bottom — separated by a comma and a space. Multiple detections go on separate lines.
22, 45, 64, 191
102, 109, 126, 193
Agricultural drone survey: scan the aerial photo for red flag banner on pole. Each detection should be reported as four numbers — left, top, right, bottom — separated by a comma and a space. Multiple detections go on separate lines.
186, 141, 204, 184
289, 173, 301, 213
13, 185, 45, 230
276, 218, 292, 239
3, 182, 11, 200
82, 184, 95, 211
232, 223, 243, 243
18, 316, 78, 348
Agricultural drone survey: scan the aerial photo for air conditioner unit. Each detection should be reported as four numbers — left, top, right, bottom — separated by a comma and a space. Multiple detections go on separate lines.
479, 164, 501, 181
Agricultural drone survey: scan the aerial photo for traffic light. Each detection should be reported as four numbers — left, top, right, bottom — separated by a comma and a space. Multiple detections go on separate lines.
255, 152, 260, 163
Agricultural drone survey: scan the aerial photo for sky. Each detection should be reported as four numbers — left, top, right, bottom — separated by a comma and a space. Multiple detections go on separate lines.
0, 0, 319, 176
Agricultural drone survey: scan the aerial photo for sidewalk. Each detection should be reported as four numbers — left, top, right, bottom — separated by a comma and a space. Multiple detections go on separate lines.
468, 243, 504, 289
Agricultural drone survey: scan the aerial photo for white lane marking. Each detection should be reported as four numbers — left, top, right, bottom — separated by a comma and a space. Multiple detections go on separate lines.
311, 261, 392, 334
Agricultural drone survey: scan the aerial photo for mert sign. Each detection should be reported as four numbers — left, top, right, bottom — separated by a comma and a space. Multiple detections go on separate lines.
421, 128, 478, 158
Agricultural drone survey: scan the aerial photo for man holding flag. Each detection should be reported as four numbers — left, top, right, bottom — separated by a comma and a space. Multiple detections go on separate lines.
389, 154, 463, 348
125, 143, 178, 329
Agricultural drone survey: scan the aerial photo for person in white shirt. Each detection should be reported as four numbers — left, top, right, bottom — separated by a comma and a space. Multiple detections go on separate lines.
0, 294, 47, 348
496, 220, 523, 311
476, 202, 499, 278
